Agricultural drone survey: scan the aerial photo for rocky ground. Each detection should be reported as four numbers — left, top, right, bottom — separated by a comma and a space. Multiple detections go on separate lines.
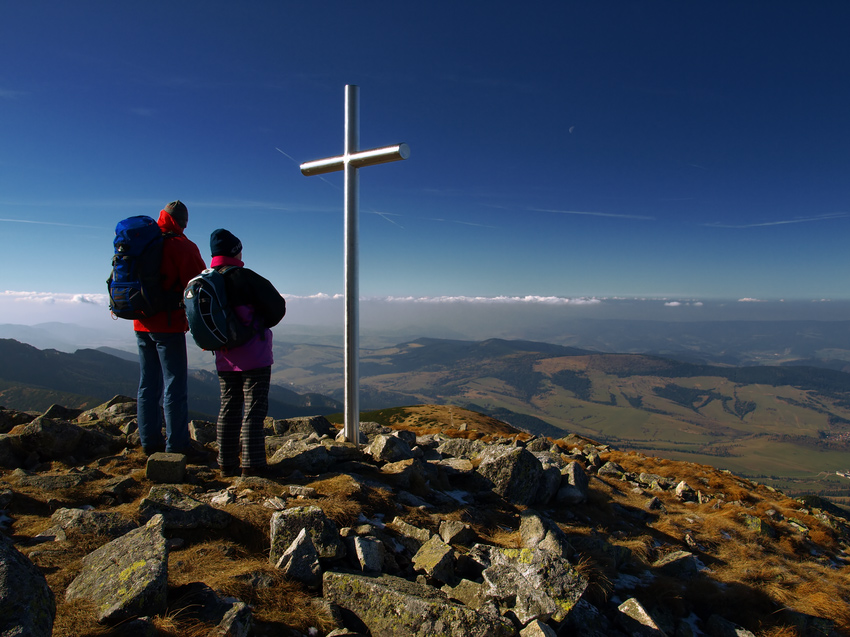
1, 396, 849, 636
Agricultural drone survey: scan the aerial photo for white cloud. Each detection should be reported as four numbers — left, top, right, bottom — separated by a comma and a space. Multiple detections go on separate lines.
2, 291, 108, 306
737, 298, 765, 303
378, 295, 603, 305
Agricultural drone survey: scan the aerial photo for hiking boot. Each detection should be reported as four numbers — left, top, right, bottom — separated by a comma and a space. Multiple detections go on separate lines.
219, 466, 240, 478
241, 465, 270, 478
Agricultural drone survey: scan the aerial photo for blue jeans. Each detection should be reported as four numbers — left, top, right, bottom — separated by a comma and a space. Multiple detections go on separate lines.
136, 331, 190, 453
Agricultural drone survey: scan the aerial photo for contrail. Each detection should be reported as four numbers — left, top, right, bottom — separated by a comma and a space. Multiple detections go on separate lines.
529, 207, 655, 221
0, 218, 103, 229
277, 146, 340, 191
703, 212, 848, 229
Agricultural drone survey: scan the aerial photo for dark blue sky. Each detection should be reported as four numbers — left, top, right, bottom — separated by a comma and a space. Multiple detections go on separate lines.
2, 1, 849, 322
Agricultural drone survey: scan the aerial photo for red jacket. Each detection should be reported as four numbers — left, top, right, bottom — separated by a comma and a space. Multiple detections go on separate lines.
134, 210, 206, 333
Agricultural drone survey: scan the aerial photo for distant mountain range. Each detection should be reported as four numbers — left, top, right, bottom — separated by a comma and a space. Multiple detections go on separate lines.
0, 338, 341, 419
274, 336, 850, 501
4, 332, 850, 501
6, 318, 850, 369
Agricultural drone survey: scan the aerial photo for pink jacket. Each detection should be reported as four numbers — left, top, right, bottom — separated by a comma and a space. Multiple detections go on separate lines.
211, 255, 285, 372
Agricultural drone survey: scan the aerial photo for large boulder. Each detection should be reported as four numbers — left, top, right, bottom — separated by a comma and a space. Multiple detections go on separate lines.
275, 527, 322, 589
46, 507, 138, 541
475, 446, 544, 505
519, 510, 574, 559
65, 514, 168, 623
0, 534, 55, 636
8, 416, 84, 460
470, 544, 588, 625
270, 438, 333, 474
138, 485, 232, 530
368, 434, 414, 463
273, 415, 336, 438
437, 437, 485, 460
322, 571, 515, 637
269, 505, 345, 565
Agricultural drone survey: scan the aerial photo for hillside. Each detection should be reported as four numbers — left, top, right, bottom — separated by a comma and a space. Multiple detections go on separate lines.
0, 338, 341, 419
275, 338, 850, 502
0, 400, 848, 636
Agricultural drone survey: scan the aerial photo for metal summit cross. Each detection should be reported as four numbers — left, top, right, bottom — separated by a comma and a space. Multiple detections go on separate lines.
300, 84, 410, 445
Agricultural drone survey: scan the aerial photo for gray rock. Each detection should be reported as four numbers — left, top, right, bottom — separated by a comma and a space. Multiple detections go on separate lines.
0, 407, 36, 433
439, 519, 476, 546
145, 452, 187, 483
740, 513, 778, 538
270, 438, 333, 473
353, 536, 386, 573
273, 415, 336, 438
392, 516, 433, 542
65, 514, 168, 622
559, 599, 616, 637
275, 527, 322, 589
77, 395, 136, 424
42, 403, 84, 421
13, 467, 106, 491
647, 496, 666, 511
563, 461, 589, 495
536, 464, 562, 505
653, 550, 699, 578
442, 578, 486, 609
369, 434, 414, 463
50, 507, 138, 539
476, 446, 544, 506
471, 544, 588, 624
413, 535, 457, 585
526, 437, 554, 453
8, 416, 84, 460
323, 571, 515, 637
288, 484, 318, 498
138, 485, 232, 530
436, 437, 485, 459
393, 429, 417, 448
519, 510, 574, 559
520, 619, 558, 636
0, 533, 55, 637
618, 597, 668, 636
188, 419, 217, 444
269, 505, 345, 565
597, 460, 626, 478
675, 480, 697, 501
382, 458, 427, 491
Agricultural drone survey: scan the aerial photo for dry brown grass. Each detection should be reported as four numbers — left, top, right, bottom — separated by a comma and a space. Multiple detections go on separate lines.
573, 553, 613, 606
167, 539, 336, 633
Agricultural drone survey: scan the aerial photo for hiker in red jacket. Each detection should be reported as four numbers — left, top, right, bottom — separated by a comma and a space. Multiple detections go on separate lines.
134, 200, 206, 457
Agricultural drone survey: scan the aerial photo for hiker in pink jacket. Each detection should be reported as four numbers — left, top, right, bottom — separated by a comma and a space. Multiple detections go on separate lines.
209, 229, 286, 478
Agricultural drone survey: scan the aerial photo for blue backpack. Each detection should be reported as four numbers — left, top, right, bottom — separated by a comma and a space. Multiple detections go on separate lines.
107, 216, 179, 320
184, 266, 256, 351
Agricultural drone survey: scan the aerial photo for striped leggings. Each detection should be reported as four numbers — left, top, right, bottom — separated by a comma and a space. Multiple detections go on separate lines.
217, 366, 271, 471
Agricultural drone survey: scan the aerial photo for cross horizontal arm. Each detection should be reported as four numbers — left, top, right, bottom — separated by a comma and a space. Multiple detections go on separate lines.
300, 143, 410, 176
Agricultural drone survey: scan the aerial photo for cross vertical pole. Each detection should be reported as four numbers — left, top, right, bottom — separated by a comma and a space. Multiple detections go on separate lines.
300, 85, 409, 445
343, 85, 360, 445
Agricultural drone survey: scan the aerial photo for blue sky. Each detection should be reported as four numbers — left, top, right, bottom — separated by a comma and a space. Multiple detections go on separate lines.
2, 1, 850, 329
